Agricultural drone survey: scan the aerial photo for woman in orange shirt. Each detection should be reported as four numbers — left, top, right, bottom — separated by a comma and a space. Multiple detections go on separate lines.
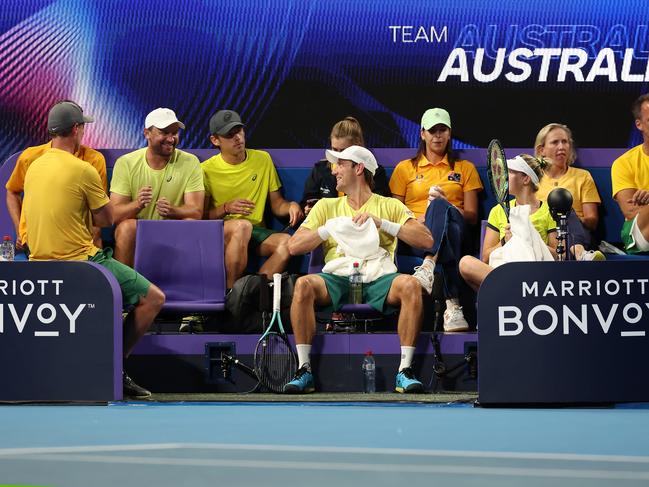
389, 108, 482, 331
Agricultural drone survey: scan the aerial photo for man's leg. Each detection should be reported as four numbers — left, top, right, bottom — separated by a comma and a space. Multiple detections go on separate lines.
114, 219, 137, 267
258, 232, 291, 277
224, 219, 253, 288
124, 284, 165, 357
385, 274, 425, 393
284, 274, 331, 394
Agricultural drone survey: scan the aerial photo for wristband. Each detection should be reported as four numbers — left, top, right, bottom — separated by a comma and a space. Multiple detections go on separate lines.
501, 237, 506, 246
317, 226, 330, 241
380, 219, 401, 237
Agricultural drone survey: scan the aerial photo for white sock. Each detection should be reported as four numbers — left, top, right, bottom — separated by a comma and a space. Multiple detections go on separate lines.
296, 344, 312, 369
399, 346, 415, 371
445, 298, 460, 310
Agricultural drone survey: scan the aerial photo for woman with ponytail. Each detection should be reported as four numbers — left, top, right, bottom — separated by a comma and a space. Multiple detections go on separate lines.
459, 154, 558, 291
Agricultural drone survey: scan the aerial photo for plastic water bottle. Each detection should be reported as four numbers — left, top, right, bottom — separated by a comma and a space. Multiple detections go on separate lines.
362, 351, 376, 393
349, 262, 363, 304
0, 235, 14, 262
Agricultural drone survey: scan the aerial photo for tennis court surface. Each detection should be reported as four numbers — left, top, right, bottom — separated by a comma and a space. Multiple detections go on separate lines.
1, 401, 649, 486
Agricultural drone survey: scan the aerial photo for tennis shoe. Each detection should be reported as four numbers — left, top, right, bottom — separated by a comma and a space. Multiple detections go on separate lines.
395, 367, 424, 393
580, 250, 606, 261
412, 260, 435, 295
123, 373, 151, 399
283, 364, 315, 394
179, 315, 204, 333
443, 306, 470, 332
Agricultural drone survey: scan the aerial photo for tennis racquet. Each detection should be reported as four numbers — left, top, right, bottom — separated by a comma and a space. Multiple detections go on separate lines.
487, 139, 510, 221
253, 273, 297, 392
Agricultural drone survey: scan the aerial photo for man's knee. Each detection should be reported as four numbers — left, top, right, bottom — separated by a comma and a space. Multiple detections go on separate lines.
225, 219, 253, 243
140, 284, 165, 311
272, 233, 291, 257
293, 275, 318, 302
115, 219, 137, 243
392, 275, 423, 305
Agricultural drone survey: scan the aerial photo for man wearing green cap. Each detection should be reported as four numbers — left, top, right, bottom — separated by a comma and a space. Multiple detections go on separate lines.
202, 110, 303, 289
22, 101, 165, 398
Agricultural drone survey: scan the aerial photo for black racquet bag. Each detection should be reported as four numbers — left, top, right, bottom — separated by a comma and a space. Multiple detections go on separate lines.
223, 273, 296, 333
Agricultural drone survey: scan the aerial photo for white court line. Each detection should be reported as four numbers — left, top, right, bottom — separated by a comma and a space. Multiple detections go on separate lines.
0, 442, 649, 464
5, 453, 649, 481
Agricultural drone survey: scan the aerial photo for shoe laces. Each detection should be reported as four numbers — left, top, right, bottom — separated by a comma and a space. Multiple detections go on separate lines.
399, 367, 415, 379
294, 364, 311, 379
413, 264, 433, 278
445, 306, 465, 321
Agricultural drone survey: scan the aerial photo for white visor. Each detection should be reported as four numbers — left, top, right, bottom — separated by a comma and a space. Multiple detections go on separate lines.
507, 156, 539, 186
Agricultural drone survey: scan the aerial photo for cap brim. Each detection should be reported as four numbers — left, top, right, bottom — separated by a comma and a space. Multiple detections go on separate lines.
216, 122, 244, 135
325, 149, 342, 165
82, 115, 94, 124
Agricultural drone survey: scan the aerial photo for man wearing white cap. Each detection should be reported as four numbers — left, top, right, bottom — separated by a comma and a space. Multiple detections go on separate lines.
284, 145, 434, 394
110, 108, 204, 266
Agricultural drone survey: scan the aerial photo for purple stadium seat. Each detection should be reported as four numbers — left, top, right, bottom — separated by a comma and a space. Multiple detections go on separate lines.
134, 220, 226, 312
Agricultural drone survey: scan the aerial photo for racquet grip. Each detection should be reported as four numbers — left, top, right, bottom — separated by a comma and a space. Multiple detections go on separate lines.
273, 273, 282, 312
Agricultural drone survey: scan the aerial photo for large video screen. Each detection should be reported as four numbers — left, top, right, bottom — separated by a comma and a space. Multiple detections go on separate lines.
0, 0, 647, 164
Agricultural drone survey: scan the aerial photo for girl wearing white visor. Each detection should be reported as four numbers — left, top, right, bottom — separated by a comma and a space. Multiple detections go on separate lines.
459, 154, 558, 291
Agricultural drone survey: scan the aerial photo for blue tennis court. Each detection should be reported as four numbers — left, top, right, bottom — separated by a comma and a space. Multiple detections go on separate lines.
1, 402, 648, 486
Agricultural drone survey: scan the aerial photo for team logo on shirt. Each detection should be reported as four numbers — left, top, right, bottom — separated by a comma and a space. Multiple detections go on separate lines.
448, 172, 461, 182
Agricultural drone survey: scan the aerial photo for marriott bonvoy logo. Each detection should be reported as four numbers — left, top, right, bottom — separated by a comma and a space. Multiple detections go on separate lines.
498, 278, 649, 338
0, 279, 94, 337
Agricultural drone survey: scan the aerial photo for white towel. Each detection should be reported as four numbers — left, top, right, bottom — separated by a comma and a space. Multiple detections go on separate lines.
321, 216, 397, 282
489, 204, 554, 268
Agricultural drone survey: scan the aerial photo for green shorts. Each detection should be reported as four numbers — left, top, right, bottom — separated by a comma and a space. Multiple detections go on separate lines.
89, 248, 152, 306
250, 226, 277, 247
621, 219, 649, 254
319, 272, 399, 314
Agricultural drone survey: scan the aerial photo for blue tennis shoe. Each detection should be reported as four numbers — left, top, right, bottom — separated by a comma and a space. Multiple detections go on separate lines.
395, 367, 424, 393
283, 365, 315, 394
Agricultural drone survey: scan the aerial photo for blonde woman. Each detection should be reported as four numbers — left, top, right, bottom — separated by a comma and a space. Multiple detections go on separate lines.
459, 154, 558, 291
535, 123, 603, 260
301, 117, 390, 214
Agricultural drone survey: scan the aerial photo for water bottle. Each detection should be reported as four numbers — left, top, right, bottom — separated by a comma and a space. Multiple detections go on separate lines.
0, 235, 14, 262
362, 350, 376, 393
349, 262, 363, 304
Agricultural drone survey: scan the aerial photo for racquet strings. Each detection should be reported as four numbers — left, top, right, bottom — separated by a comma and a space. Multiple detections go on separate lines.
254, 333, 296, 393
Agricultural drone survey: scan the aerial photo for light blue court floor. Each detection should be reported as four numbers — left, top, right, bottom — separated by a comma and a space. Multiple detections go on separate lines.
1, 402, 649, 486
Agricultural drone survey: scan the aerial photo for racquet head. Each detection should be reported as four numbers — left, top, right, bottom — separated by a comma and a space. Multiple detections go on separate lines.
254, 332, 297, 393
487, 139, 510, 220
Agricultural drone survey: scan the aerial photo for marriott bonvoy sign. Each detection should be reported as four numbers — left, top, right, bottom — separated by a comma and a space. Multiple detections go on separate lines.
0, 278, 94, 337
0, 262, 120, 401
478, 261, 649, 405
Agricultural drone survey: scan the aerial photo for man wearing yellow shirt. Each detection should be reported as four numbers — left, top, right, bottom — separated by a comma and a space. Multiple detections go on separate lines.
22, 101, 165, 398
202, 110, 303, 289
612, 94, 649, 254
110, 108, 205, 266
284, 146, 433, 394
5, 101, 107, 251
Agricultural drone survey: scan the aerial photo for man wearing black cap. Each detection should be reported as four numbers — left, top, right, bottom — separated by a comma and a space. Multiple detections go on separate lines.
22, 101, 165, 398
202, 110, 303, 289
110, 108, 204, 267
5, 101, 107, 253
